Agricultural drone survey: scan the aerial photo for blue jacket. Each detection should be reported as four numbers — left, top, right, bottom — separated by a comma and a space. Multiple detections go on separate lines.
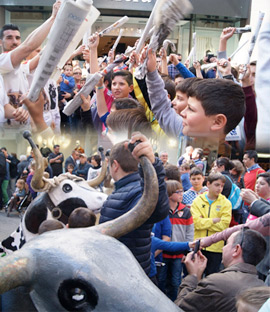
99, 158, 169, 275
73, 163, 91, 180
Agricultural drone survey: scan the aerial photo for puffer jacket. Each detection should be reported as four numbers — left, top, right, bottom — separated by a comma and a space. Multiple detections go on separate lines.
191, 193, 232, 253
99, 158, 169, 275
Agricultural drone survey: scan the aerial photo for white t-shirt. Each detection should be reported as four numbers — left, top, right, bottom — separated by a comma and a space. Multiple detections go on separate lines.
0, 75, 9, 123
0, 52, 29, 108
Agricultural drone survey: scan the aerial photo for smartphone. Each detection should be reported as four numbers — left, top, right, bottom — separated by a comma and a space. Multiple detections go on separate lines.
191, 239, 201, 260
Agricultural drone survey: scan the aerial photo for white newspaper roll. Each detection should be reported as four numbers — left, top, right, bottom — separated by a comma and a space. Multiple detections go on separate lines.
99, 16, 129, 37
239, 11, 265, 80
192, 32, 196, 62
186, 47, 194, 62
28, 0, 92, 102
50, 4, 100, 81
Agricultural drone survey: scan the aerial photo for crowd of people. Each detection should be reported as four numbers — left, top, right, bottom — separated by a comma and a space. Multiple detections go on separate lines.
0, 0, 270, 311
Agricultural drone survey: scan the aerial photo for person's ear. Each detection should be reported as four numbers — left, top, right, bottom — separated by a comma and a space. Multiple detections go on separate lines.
233, 244, 242, 258
210, 114, 227, 132
128, 84, 134, 94
112, 159, 120, 172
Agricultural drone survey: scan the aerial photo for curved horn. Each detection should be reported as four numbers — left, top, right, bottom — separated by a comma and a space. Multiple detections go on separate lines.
87, 148, 108, 188
95, 155, 159, 238
0, 250, 33, 294
23, 131, 46, 191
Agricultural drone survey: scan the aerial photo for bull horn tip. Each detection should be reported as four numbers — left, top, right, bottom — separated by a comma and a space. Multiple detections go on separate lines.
23, 130, 32, 140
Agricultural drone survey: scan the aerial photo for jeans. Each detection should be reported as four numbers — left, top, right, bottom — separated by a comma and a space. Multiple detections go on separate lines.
158, 258, 183, 301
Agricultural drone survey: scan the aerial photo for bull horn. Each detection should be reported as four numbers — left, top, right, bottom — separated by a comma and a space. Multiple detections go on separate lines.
0, 251, 33, 294
23, 131, 46, 191
87, 158, 108, 187
95, 155, 159, 238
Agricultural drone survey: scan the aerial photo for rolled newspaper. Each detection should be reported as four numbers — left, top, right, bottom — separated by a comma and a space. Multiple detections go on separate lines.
111, 28, 124, 52
163, 39, 176, 52
28, 0, 92, 102
239, 11, 265, 80
63, 55, 128, 116
186, 47, 194, 62
99, 16, 129, 37
192, 32, 197, 63
234, 25, 251, 34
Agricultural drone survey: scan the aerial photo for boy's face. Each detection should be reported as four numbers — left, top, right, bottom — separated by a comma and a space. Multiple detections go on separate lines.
207, 179, 224, 198
170, 189, 183, 203
172, 91, 188, 115
111, 76, 133, 99
64, 65, 73, 77
180, 96, 216, 137
190, 174, 204, 190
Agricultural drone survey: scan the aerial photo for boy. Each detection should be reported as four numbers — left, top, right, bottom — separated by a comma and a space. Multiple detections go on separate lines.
59, 63, 75, 100
68, 207, 96, 228
190, 172, 232, 276
183, 167, 208, 208
144, 47, 246, 140
179, 162, 192, 191
99, 132, 169, 276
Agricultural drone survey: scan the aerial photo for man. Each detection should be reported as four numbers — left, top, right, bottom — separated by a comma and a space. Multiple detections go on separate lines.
48, 145, 64, 177
243, 150, 265, 191
99, 132, 169, 276
1, 147, 10, 208
191, 172, 232, 275
72, 153, 90, 180
0, 1, 60, 111
64, 150, 79, 172
175, 229, 266, 312
159, 151, 169, 167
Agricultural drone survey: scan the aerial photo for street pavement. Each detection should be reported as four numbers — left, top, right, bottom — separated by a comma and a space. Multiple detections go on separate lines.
0, 209, 21, 242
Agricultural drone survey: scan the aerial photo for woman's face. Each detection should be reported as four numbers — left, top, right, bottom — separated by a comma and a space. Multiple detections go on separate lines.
255, 177, 270, 200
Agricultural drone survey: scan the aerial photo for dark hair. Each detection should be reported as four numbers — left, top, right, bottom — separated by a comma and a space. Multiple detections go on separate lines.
109, 141, 138, 173
106, 108, 152, 136
1, 147, 7, 151
250, 61, 257, 66
190, 167, 204, 177
53, 144, 60, 149
91, 154, 101, 167
166, 180, 183, 197
63, 63, 73, 70
0, 24, 20, 39
104, 71, 112, 90
216, 157, 234, 171
162, 76, 176, 100
193, 147, 203, 159
67, 163, 74, 170
175, 73, 183, 79
231, 159, 245, 177
207, 172, 226, 184
175, 77, 201, 94
233, 229, 266, 265
112, 70, 133, 86
188, 79, 246, 134
244, 150, 258, 163
257, 172, 270, 186
112, 98, 140, 110
38, 219, 64, 234
165, 164, 181, 182
68, 207, 96, 228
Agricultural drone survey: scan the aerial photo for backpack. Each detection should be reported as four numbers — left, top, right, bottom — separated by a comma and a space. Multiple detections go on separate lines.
225, 175, 242, 210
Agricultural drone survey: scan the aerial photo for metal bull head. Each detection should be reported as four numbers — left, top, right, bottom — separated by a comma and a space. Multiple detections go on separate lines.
0, 140, 182, 312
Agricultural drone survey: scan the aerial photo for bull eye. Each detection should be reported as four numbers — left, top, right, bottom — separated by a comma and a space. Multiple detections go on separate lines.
58, 279, 98, 311
62, 183, 72, 193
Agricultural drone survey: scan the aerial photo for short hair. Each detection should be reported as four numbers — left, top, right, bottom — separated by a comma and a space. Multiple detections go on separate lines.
250, 61, 257, 66
244, 150, 258, 163
112, 70, 133, 86
38, 219, 64, 234
109, 141, 138, 173
207, 172, 226, 184
63, 63, 73, 70
1, 147, 7, 151
17, 179, 25, 187
175, 73, 183, 79
0, 24, 20, 39
233, 229, 266, 266
53, 144, 60, 149
180, 162, 191, 170
236, 286, 270, 311
163, 76, 176, 100
106, 108, 152, 136
165, 164, 181, 182
67, 163, 74, 170
166, 180, 183, 197
188, 79, 246, 134
231, 159, 245, 176
91, 154, 101, 167
216, 157, 234, 171
190, 167, 204, 177
19, 154, 27, 161
176, 77, 201, 94
257, 172, 270, 186
112, 98, 140, 110
193, 147, 203, 159
68, 207, 96, 228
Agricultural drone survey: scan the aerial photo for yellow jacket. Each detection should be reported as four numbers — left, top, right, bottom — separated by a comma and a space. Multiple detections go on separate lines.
191, 193, 232, 253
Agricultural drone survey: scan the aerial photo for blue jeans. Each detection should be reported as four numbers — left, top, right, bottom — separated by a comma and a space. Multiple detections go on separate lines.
158, 258, 183, 301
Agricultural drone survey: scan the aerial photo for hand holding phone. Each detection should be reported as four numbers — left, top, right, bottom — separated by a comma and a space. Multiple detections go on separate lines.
191, 239, 201, 260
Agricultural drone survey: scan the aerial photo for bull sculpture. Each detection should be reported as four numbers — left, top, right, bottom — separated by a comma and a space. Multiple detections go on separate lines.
0, 132, 183, 311
0, 131, 108, 254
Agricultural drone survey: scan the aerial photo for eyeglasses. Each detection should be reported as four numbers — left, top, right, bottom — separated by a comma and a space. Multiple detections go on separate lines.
239, 226, 249, 248
74, 72, 82, 75
175, 190, 184, 194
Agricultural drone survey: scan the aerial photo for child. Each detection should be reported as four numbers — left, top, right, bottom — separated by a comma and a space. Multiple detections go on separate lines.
38, 219, 65, 234
158, 180, 194, 302
7, 179, 26, 215
66, 163, 74, 174
190, 172, 232, 276
67, 207, 96, 228
59, 63, 75, 101
179, 162, 192, 191
183, 167, 208, 208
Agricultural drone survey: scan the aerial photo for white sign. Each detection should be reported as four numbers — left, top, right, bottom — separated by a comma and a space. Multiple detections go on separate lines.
225, 125, 242, 141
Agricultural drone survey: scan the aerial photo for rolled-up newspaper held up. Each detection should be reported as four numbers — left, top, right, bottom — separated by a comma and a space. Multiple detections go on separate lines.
111, 28, 124, 52
63, 55, 128, 116
186, 47, 194, 62
234, 25, 251, 34
28, 0, 92, 102
51, 4, 100, 81
163, 39, 176, 52
99, 16, 129, 37
239, 11, 265, 80
192, 32, 197, 62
